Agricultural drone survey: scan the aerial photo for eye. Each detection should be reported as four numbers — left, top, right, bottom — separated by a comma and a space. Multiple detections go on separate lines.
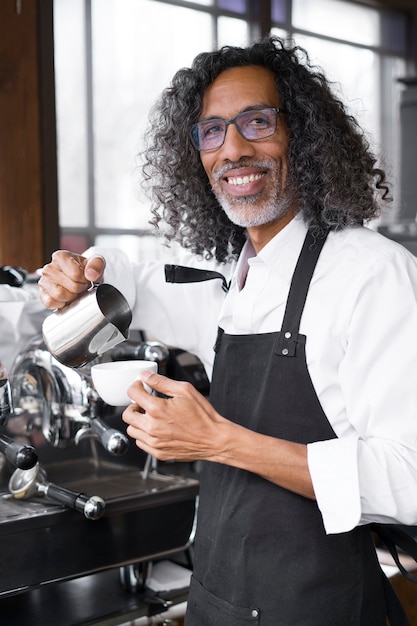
201, 121, 224, 138
247, 112, 272, 129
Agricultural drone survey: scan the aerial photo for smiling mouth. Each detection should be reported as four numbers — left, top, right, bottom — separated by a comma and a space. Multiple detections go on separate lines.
226, 173, 265, 186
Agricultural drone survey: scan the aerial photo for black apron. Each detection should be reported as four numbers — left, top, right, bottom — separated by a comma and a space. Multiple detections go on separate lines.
184, 231, 386, 625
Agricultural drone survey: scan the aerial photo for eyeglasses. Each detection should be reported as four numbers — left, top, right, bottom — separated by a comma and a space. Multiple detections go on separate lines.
190, 107, 287, 151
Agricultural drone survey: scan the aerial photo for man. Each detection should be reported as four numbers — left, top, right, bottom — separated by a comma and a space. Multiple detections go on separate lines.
39, 37, 417, 624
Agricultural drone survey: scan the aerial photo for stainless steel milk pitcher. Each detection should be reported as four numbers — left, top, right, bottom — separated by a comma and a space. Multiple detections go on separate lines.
42, 284, 132, 368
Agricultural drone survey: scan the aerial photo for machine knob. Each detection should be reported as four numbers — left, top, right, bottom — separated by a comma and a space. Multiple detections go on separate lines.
90, 417, 129, 456
103, 430, 129, 455
82, 495, 106, 520
0, 434, 38, 469
13, 443, 38, 470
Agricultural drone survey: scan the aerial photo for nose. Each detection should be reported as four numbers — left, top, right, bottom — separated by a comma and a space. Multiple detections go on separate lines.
219, 122, 256, 161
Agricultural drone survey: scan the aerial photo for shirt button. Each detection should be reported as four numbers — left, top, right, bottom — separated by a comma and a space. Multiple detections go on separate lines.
251, 609, 259, 618
285, 331, 292, 338
282, 348, 289, 355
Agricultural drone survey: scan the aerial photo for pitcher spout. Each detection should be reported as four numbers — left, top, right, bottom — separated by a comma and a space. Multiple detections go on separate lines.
90, 324, 129, 356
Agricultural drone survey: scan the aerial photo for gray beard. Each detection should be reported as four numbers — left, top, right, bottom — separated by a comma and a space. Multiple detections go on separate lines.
220, 189, 295, 228
211, 158, 295, 228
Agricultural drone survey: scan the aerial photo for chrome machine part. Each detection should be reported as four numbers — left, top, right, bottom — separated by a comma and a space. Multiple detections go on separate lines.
110, 340, 170, 372
10, 340, 128, 453
8, 463, 106, 520
0, 363, 12, 424
75, 415, 129, 455
42, 284, 132, 368
0, 363, 38, 470
0, 434, 37, 470
11, 344, 93, 448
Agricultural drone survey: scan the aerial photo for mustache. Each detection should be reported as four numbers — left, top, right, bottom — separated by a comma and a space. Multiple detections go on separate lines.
212, 158, 275, 182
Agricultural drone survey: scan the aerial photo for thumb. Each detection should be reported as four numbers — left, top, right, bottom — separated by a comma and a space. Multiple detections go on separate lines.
84, 255, 106, 283
139, 370, 182, 397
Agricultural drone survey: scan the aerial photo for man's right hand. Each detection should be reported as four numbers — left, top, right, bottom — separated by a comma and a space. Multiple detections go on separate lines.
38, 251, 106, 310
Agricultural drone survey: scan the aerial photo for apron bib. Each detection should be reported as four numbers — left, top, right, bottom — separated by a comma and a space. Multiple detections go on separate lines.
185, 231, 386, 626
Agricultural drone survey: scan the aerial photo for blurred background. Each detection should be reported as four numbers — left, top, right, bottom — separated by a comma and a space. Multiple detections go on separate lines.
0, 0, 416, 270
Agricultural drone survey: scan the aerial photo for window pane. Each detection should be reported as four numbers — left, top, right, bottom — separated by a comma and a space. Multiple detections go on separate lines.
270, 26, 288, 40
381, 9, 410, 56
218, 0, 247, 13
54, 0, 89, 227
91, 0, 213, 230
95, 234, 182, 262
217, 16, 249, 48
271, 0, 287, 24
294, 34, 380, 148
380, 56, 407, 221
60, 233, 90, 254
293, 0, 380, 47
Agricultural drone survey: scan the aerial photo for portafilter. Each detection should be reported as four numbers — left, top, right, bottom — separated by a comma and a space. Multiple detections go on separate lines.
8, 462, 105, 520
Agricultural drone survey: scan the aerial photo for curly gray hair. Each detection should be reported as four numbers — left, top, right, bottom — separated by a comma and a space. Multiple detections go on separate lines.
141, 36, 390, 262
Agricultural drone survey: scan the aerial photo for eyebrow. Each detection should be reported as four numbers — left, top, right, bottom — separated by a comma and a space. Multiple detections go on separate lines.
198, 103, 276, 123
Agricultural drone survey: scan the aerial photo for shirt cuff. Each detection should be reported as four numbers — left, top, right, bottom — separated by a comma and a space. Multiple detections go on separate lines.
307, 436, 361, 534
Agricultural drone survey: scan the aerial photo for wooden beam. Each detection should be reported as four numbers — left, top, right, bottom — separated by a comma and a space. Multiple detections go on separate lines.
0, 0, 58, 272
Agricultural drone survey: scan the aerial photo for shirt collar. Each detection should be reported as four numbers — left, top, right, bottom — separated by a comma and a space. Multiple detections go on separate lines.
235, 214, 308, 290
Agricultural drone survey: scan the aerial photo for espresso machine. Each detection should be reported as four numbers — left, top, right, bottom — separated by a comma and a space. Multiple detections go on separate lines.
0, 331, 202, 625
0, 362, 37, 471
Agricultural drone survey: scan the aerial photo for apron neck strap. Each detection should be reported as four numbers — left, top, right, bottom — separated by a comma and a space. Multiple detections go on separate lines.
275, 229, 329, 357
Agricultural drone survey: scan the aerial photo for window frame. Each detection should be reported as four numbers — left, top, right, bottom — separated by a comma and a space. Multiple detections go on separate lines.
55, 0, 415, 254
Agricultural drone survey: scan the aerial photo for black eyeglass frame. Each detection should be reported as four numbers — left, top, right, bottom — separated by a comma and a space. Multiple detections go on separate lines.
190, 106, 288, 151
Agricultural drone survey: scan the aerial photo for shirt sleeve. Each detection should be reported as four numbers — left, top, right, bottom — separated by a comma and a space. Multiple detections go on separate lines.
83, 245, 229, 376
308, 245, 417, 534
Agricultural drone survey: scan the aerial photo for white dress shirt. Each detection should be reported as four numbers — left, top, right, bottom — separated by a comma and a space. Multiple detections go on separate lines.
86, 215, 417, 534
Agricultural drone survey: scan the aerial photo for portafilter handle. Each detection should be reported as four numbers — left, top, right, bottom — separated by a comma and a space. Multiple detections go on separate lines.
9, 464, 106, 520
0, 434, 38, 470
39, 482, 106, 520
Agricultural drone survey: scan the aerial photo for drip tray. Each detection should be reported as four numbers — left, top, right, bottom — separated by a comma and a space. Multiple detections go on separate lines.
0, 460, 199, 597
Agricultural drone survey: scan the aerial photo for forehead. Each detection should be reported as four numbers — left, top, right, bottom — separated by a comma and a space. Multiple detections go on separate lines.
201, 65, 281, 118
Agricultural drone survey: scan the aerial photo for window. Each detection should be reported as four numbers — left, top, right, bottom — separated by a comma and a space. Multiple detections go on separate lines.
54, 0, 414, 260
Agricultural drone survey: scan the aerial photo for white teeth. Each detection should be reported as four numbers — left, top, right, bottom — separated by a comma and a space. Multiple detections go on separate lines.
228, 173, 263, 185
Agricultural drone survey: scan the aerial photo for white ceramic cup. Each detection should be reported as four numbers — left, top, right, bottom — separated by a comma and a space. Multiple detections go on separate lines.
91, 360, 157, 406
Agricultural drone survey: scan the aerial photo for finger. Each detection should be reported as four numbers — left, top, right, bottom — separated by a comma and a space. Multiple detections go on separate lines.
39, 251, 90, 309
138, 370, 199, 400
84, 255, 106, 283
122, 401, 145, 427
38, 285, 66, 310
40, 251, 87, 290
130, 429, 160, 458
141, 371, 213, 415
50, 250, 89, 282
124, 380, 161, 416
123, 414, 174, 459
122, 401, 160, 440
121, 412, 154, 454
